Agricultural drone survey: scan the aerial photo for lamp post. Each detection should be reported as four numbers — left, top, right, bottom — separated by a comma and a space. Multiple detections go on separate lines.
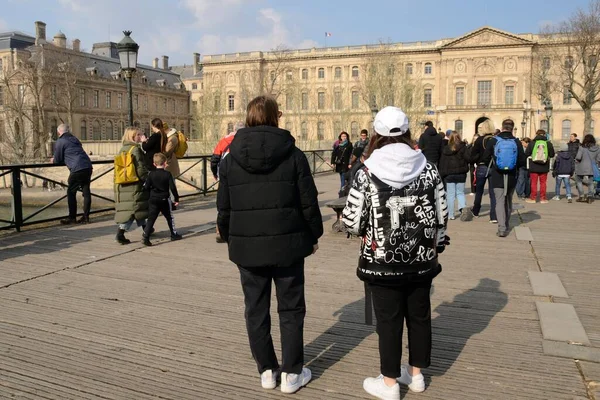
117, 31, 139, 126
521, 120, 526, 138
370, 101, 378, 121
544, 100, 553, 140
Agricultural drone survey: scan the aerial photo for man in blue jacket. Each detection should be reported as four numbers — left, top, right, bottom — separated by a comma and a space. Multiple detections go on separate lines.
52, 124, 93, 224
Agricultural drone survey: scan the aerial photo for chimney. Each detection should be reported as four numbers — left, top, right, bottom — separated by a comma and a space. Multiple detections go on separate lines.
34, 21, 47, 45
193, 52, 200, 75
72, 39, 80, 52
53, 31, 67, 48
153, 57, 159, 69
162, 55, 169, 70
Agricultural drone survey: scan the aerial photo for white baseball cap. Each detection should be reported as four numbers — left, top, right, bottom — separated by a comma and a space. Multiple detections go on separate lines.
373, 106, 410, 137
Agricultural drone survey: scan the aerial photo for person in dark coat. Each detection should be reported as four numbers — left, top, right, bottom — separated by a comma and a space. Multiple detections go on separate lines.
568, 133, 580, 161
439, 131, 473, 221
525, 129, 555, 203
417, 121, 443, 165
114, 127, 150, 244
469, 120, 497, 222
141, 118, 167, 171
217, 95, 323, 394
482, 119, 526, 237
330, 132, 353, 189
552, 142, 574, 202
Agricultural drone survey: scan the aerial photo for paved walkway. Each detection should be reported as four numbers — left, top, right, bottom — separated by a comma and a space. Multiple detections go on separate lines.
0, 174, 598, 399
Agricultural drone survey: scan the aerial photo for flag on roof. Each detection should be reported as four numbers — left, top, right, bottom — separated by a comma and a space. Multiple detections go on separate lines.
325, 32, 332, 37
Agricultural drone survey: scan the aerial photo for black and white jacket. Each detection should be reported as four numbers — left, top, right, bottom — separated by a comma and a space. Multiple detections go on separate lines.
342, 143, 448, 284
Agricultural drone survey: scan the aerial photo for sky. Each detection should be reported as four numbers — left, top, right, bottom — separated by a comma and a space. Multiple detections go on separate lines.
0, 0, 593, 67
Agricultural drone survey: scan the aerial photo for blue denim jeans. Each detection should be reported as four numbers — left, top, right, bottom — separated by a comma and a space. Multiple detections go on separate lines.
516, 167, 531, 198
472, 166, 497, 220
446, 182, 466, 218
119, 217, 146, 231
339, 172, 346, 189
555, 176, 572, 198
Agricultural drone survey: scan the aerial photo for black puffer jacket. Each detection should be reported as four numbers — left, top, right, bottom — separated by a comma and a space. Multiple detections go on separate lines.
217, 126, 323, 267
439, 142, 469, 182
418, 126, 444, 165
525, 135, 555, 174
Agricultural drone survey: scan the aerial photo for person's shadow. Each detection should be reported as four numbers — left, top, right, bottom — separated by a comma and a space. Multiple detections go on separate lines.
303, 297, 375, 382
428, 278, 508, 378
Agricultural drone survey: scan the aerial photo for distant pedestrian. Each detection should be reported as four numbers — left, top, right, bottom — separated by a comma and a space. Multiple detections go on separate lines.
469, 120, 498, 222
552, 143, 574, 203
568, 133, 580, 160
440, 131, 473, 221
331, 132, 353, 189
574, 134, 600, 203
51, 123, 93, 224
467, 133, 480, 195
217, 95, 323, 394
418, 121, 443, 165
142, 153, 182, 246
516, 138, 532, 200
525, 129, 555, 203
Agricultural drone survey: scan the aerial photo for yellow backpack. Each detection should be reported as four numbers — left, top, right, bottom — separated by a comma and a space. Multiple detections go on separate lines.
174, 131, 188, 158
114, 147, 139, 185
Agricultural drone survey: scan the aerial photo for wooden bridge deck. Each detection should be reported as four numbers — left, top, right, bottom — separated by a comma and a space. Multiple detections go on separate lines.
0, 173, 598, 399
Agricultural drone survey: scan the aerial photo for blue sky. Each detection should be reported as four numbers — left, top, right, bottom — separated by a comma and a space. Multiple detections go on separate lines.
0, 0, 591, 66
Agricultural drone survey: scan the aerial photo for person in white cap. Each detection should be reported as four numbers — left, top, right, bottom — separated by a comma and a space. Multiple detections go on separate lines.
342, 106, 449, 400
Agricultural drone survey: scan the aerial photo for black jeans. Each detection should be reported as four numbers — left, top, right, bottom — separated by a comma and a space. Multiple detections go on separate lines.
472, 165, 497, 220
369, 280, 432, 378
67, 168, 92, 219
238, 262, 306, 375
144, 198, 176, 237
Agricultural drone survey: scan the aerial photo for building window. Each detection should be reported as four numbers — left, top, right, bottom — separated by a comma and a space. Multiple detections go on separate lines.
270, 70, 276, 83
133, 94, 138, 110
214, 94, 220, 110
351, 91, 359, 109
120, 121, 125, 135
565, 56, 574, 69
285, 121, 292, 131
300, 122, 307, 139
334, 91, 342, 110
318, 92, 325, 109
163, 98, 167, 112
406, 63, 413, 75
172, 99, 176, 113
301, 92, 308, 110
79, 89, 85, 107
106, 120, 114, 140
335, 67, 342, 78
286, 71, 293, 81
540, 119, 549, 132
351, 121, 359, 136
50, 118, 58, 140
91, 120, 100, 140
227, 122, 234, 132
106, 91, 112, 108
505, 85, 514, 105
80, 120, 87, 140
477, 80, 492, 106
51, 86, 57, 103
455, 120, 463, 134
424, 63, 432, 74
117, 93, 122, 109
317, 122, 325, 140
228, 94, 235, 111
561, 119, 571, 140
143, 96, 148, 111
301, 69, 308, 80
563, 88, 572, 105
455, 87, 464, 106
318, 68, 325, 79
286, 94, 293, 110
351, 66, 359, 78
424, 88, 432, 107
0, 87, 4, 106
192, 83, 198, 90
543, 57, 551, 70
93, 90, 99, 108
17, 84, 25, 101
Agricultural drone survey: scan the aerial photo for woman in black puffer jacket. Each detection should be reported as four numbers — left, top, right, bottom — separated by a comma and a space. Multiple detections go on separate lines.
439, 131, 472, 221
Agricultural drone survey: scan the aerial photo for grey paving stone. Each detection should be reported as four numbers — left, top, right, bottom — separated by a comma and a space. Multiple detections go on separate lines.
543, 341, 600, 363
514, 226, 534, 241
528, 271, 569, 298
536, 302, 590, 345
579, 360, 600, 382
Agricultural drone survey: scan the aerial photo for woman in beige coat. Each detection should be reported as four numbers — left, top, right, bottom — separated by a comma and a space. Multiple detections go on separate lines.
164, 127, 180, 178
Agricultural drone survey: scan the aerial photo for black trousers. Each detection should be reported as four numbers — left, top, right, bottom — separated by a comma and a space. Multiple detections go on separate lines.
67, 168, 92, 219
369, 280, 432, 378
144, 198, 176, 237
238, 262, 306, 375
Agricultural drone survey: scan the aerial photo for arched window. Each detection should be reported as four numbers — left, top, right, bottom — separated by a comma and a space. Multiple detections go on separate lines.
455, 120, 463, 135
561, 119, 571, 140
351, 122, 359, 136
80, 120, 87, 140
50, 118, 58, 140
300, 122, 307, 140
406, 63, 413, 75
317, 122, 325, 140
351, 66, 359, 78
192, 83, 198, 90
106, 120, 115, 140
424, 63, 432, 74
120, 121, 125, 135
334, 67, 342, 78
301, 69, 308, 79
318, 68, 325, 79
227, 122, 234, 132
92, 120, 101, 140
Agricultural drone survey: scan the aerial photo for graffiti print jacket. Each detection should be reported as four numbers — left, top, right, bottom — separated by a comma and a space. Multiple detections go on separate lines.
342, 143, 448, 284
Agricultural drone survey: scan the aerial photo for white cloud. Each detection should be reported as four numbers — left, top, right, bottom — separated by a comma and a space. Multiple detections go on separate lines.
180, 0, 245, 28
58, 0, 86, 12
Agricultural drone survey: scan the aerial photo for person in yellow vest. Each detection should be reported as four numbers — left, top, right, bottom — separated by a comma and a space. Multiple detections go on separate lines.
114, 127, 150, 244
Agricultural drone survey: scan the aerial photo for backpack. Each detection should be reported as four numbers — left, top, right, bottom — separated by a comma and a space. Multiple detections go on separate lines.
493, 137, 518, 171
114, 147, 139, 185
174, 131, 188, 158
531, 140, 549, 164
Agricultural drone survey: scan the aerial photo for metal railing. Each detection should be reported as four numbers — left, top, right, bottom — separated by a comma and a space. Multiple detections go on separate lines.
0, 149, 332, 232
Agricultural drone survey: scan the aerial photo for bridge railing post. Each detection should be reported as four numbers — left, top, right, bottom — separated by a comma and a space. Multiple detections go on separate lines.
11, 168, 23, 232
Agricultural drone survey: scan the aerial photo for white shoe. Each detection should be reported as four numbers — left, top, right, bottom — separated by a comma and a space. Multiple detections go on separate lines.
281, 367, 311, 394
551, 196, 561, 201
363, 375, 400, 400
261, 369, 278, 390
397, 365, 425, 393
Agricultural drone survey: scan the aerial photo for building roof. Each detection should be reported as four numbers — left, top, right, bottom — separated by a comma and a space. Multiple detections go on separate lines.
170, 64, 203, 81
0, 31, 35, 51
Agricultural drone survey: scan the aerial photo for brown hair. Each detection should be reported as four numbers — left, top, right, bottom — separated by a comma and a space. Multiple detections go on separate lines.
365, 130, 414, 160
246, 96, 279, 127
536, 129, 546, 137
449, 131, 462, 151
153, 152, 167, 166
151, 118, 168, 152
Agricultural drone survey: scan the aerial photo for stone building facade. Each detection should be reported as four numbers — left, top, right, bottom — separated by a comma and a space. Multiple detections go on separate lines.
178, 26, 599, 145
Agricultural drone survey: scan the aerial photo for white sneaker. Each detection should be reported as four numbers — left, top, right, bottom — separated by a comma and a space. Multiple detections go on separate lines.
281, 367, 311, 394
397, 365, 425, 393
261, 369, 278, 390
363, 375, 400, 400
552, 196, 561, 201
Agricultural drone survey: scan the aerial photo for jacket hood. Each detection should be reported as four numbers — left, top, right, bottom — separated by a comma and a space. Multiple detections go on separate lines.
228, 126, 295, 173
442, 141, 464, 156
587, 145, 600, 153
364, 143, 428, 189
423, 126, 438, 136
59, 132, 80, 145
167, 128, 177, 137
558, 151, 572, 159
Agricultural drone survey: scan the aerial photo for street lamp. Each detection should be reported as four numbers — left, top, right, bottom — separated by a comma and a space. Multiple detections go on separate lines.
521, 120, 526, 138
117, 31, 139, 126
370, 101, 378, 121
544, 100, 553, 140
